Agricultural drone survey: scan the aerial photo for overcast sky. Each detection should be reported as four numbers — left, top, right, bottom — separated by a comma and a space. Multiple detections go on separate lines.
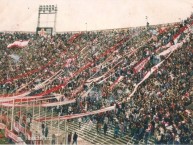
0, 0, 192, 32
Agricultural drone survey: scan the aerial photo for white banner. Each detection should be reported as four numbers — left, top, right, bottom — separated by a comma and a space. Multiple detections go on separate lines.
7, 40, 29, 49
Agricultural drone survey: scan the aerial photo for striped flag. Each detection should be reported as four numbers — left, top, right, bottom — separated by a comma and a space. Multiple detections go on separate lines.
7, 40, 29, 49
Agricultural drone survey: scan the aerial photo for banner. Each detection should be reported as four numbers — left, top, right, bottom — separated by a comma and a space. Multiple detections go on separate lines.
158, 42, 183, 56
0, 69, 61, 103
35, 105, 115, 122
0, 123, 6, 129
32, 34, 134, 97
1, 86, 94, 108
64, 58, 76, 68
7, 40, 29, 49
1, 32, 81, 84
5, 128, 25, 144
128, 41, 185, 99
159, 27, 167, 35
0, 58, 56, 85
109, 76, 124, 91
0, 37, 138, 107
1, 31, 138, 103
133, 57, 150, 74
14, 122, 32, 140
68, 33, 82, 44
9, 54, 20, 63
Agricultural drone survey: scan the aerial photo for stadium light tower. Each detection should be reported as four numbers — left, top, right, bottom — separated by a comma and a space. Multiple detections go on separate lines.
37, 5, 57, 36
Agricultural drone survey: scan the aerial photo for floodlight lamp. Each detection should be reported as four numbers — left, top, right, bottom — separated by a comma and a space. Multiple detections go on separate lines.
39, 5, 42, 11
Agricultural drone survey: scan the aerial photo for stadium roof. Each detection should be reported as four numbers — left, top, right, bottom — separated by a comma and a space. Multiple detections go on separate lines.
0, 0, 192, 32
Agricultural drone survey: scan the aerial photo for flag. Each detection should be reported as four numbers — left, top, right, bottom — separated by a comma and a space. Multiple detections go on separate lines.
133, 57, 150, 74
9, 54, 20, 63
7, 40, 29, 49
68, 33, 81, 44
150, 29, 158, 35
159, 27, 167, 34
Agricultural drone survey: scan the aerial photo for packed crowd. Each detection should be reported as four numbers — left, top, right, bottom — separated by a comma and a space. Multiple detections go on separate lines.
0, 14, 193, 144
59, 16, 192, 144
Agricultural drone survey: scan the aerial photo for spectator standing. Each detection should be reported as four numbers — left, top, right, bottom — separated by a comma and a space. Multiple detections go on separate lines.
45, 125, 48, 138
78, 117, 82, 129
51, 134, 56, 145
67, 132, 72, 145
72, 132, 78, 145
41, 122, 45, 136
103, 123, 108, 135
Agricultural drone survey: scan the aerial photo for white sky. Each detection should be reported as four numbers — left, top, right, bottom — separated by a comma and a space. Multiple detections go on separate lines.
0, 0, 192, 32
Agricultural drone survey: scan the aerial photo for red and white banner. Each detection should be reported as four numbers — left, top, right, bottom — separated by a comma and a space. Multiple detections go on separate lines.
1, 85, 94, 108
14, 122, 32, 140
1, 32, 136, 103
7, 40, 29, 49
109, 76, 124, 91
35, 105, 115, 122
128, 41, 185, 99
1, 37, 76, 85
159, 27, 167, 34
5, 128, 25, 144
158, 42, 183, 56
31, 34, 133, 97
0, 123, 6, 129
64, 58, 76, 68
68, 33, 82, 44
0, 58, 56, 85
0, 69, 62, 103
133, 57, 150, 74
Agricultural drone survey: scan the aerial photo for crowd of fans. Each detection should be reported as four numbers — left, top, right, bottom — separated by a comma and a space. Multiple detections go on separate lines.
0, 14, 192, 144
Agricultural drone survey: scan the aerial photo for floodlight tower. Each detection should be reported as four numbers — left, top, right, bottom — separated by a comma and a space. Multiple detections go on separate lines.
37, 5, 57, 35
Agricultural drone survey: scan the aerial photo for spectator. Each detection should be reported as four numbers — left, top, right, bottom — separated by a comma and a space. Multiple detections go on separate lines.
67, 132, 72, 145
103, 123, 108, 135
52, 134, 56, 145
72, 132, 78, 145
45, 125, 48, 138
41, 122, 45, 136
78, 117, 82, 129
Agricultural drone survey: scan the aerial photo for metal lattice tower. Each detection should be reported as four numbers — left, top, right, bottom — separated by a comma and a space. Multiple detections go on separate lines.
37, 5, 57, 35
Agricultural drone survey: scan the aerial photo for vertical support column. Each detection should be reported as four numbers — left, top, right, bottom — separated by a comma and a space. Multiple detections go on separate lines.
19, 99, 21, 124
38, 103, 41, 134
11, 99, 15, 131
25, 98, 28, 136
37, 11, 41, 28
53, 5, 57, 35
0, 104, 2, 123
7, 106, 9, 127
57, 115, 60, 144
50, 108, 53, 144
32, 101, 34, 121
65, 120, 68, 145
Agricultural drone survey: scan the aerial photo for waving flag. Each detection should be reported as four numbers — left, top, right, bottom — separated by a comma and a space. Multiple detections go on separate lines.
9, 54, 20, 63
7, 40, 29, 49
68, 33, 82, 44
133, 57, 150, 74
